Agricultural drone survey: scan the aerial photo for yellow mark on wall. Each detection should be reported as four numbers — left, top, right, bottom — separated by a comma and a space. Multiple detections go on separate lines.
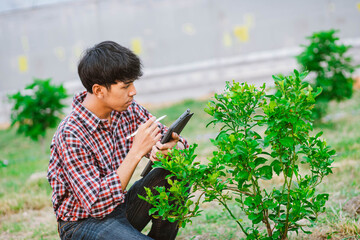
357, 3, 360, 11
223, 33, 232, 47
131, 38, 142, 55
182, 23, 196, 35
18, 55, 28, 72
21, 36, 29, 52
68, 57, 77, 73
244, 14, 255, 28
233, 25, 249, 42
328, 3, 336, 12
54, 47, 66, 61
73, 45, 83, 58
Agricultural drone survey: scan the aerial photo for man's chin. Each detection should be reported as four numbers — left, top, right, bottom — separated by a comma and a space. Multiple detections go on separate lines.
117, 103, 132, 112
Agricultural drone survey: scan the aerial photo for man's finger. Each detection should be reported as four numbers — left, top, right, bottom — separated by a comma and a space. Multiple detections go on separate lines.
151, 151, 156, 159
171, 132, 180, 141
155, 141, 165, 150
150, 155, 157, 162
150, 148, 157, 161
156, 138, 178, 150
148, 120, 159, 130
157, 142, 173, 151
154, 132, 162, 142
151, 145, 159, 156
150, 126, 161, 137
158, 149, 169, 156
142, 117, 156, 128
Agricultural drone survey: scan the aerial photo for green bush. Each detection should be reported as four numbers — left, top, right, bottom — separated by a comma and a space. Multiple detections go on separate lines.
296, 29, 359, 120
8, 78, 68, 141
140, 70, 335, 239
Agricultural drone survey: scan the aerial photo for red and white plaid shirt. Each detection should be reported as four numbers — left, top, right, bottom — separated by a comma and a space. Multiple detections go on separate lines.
47, 91, 188, 221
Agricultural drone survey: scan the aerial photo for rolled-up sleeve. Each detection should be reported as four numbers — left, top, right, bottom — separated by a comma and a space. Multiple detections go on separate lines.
106, 172, 124, 202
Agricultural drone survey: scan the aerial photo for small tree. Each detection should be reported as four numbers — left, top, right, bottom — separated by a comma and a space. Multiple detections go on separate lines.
139, 70, 335, 239
297, 29, 359, 120
8, 78, 68, 144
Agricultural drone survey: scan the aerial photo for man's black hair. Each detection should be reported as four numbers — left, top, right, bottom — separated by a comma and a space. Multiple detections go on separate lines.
78, 41, 143, 93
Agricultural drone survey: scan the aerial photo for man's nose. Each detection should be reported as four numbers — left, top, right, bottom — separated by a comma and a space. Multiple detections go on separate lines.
129, 85, 137, 96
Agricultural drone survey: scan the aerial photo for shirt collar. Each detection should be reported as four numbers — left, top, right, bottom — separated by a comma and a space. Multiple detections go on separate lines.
72, 91, 102, 134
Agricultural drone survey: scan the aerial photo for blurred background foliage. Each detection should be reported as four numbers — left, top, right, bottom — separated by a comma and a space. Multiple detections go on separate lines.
8, 79, 68, 142
297, 29, 359, 120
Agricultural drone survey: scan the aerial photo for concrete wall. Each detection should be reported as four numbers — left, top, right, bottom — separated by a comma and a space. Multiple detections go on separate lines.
1, 0, 360, 123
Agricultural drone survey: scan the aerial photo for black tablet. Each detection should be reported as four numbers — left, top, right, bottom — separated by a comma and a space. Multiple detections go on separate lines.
140, 109, 194, 177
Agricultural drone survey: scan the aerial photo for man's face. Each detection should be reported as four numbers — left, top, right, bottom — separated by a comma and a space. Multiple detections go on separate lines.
103, 81, 137, 112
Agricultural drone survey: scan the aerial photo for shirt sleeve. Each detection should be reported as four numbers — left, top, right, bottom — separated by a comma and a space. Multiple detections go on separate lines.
133, 102, 189, 150
59, 132, 125, 219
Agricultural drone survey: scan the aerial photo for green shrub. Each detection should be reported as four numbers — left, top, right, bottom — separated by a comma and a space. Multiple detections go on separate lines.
8, 78, 68, 141
140, 70, 335, 239
296, 29, 359, 120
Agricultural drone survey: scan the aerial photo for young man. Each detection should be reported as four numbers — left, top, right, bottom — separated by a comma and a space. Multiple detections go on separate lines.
47, 41, 188, 240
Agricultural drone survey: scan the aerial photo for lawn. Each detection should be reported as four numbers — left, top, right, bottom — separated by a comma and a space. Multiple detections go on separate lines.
1, 89, 360, 239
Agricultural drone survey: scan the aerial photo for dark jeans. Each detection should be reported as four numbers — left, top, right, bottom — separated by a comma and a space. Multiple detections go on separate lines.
58, 168, 178, 240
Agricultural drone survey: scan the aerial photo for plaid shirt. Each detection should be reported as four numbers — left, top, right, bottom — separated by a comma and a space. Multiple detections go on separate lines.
47, 91, 188, 221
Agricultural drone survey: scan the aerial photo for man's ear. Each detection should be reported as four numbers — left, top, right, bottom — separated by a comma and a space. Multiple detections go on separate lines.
92, 84, 105, 98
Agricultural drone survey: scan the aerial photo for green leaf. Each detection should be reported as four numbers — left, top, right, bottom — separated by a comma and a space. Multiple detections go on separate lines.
149, 208, 158, 215
254, 157, 267, 167
238, 171, 249, 180
253, 115, 264, 121
258, 165, 273, 180
249, 213, 263, 224
271, 160, 282, 175
294, 69, 299, 77
181, 221, 187, 228
300, 226, 312, 234
280, 137, 295, 148
244, 196, 254, 207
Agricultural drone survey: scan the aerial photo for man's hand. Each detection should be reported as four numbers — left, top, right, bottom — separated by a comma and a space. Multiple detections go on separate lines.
117, 117, 161, 189
150, 132, 182, 162
132, 117, 162, 159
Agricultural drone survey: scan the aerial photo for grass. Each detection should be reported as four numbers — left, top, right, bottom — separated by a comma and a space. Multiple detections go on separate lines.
0, 128, 54, 217
0, 128, 56, 239
1, 90, 360, 239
